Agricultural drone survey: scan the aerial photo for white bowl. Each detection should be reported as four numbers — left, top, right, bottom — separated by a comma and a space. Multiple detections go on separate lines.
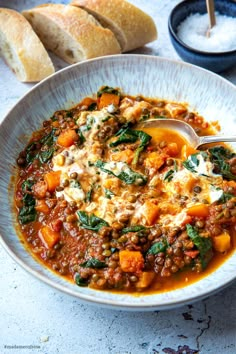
1, 54, 236, 311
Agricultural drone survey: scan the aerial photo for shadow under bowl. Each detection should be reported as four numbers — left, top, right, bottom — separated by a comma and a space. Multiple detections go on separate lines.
168, 0, 236, 73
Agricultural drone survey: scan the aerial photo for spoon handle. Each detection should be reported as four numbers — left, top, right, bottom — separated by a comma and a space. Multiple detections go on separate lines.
206, 0, 216, 28
198, 135, 236, 147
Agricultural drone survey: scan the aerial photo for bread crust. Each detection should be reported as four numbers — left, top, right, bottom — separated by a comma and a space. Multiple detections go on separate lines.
0, 8, 55, 82
71, 0, 157, 52
22, 4, 121, 64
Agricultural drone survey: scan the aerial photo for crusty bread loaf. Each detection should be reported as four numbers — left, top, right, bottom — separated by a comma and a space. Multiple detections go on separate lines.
22, 4, 121, 65
0, 8, 55, 82
71, 0, 157, 52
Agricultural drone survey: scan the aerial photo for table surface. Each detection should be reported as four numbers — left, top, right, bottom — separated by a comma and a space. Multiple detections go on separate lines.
0, 1, 236, 353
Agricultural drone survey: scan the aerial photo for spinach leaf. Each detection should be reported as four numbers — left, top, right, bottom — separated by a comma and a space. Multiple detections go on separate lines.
95, 160, 147, 186
70, 180, 81, 189
112, 126, 151, 148
186, 224, 212, 266
23, 193, 35, 207
66, 111, 73, 118
133, 146, 147, 165
113, 123, 130, 137
22, 179, 34, 193
183, 151, 208, 174
164, 169, 175, 182
140, 113, 150, 121
132, 129, 152, 164
80, 258, 107, 268
211, 187, 234, 204
77, 129, 86, 144
26, 129, 57, 164
102, 115, 113, 122
25, 142, 38, 164
75, 273, 88, 287
40, 129, 56, 147
88, 102, 97, 111
110, 127, 151, 165
19, 179, 36, 224
218, 191, 234, 203
110, 127, 138, 146
97, 86, 120, 97
209, 146, 236, 180
147, 239, 167, 255
85, 115, 95, 130
121, 225, 147, 234
77, 211, 109, 231
50, 115, 58, 122
104, 188, 114, 199
19, 206, 36, 224
38, 148, 54, 163
85, 184, 94, 202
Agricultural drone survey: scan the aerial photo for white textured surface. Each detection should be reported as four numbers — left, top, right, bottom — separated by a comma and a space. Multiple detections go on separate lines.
0, 0, 236, 353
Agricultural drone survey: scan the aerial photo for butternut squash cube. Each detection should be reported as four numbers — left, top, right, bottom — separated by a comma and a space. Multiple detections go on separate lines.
39, 225, 60, 249
141, 200, 159, 225
187, 204, 209, 217
136, 271, 155, 288
213, 232, 231, 253
44, 170, 61, 192
119, 250, 144, 273
144, 151, 165, 171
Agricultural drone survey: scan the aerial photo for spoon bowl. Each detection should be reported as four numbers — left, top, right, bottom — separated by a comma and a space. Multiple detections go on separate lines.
138, 119, 236, 148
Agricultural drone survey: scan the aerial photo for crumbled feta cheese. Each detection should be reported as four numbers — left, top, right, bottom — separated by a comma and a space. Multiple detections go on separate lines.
209, 188, 223, 203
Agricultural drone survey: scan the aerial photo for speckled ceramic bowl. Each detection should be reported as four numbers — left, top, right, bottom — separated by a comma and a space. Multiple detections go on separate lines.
168, 0, 236, 73
0, 55, 236, 310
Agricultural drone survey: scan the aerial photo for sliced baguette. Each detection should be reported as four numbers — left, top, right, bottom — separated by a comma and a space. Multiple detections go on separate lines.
71, 0, 157, 52
22, 4, 121, 65
0, 8, 55, 82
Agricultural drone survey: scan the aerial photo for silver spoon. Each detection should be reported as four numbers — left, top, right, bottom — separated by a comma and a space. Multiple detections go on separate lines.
138, 119, 236, 149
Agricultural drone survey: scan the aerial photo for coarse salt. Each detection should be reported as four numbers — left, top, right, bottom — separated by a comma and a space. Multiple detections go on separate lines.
177, 12, 236, 52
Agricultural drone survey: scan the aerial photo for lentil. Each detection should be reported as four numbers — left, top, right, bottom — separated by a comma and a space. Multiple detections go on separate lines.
193, 185, 202, 193
70, 172, 78, 179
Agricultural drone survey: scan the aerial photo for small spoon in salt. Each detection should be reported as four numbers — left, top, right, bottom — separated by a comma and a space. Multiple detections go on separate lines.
206, 0, 216, 37
138, 119, 236, 149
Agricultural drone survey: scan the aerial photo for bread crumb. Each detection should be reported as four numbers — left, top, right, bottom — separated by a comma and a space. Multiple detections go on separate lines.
40, 336, 49, 343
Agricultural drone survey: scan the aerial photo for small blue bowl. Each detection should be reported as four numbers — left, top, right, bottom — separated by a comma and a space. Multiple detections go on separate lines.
168, 0, 236, 73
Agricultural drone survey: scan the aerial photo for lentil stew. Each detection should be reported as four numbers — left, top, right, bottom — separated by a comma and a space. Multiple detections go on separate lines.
15, 86, 236, 293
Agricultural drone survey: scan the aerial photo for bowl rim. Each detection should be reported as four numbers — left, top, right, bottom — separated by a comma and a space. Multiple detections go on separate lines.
168, 0, 236, 56
1, 54, 236, 310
